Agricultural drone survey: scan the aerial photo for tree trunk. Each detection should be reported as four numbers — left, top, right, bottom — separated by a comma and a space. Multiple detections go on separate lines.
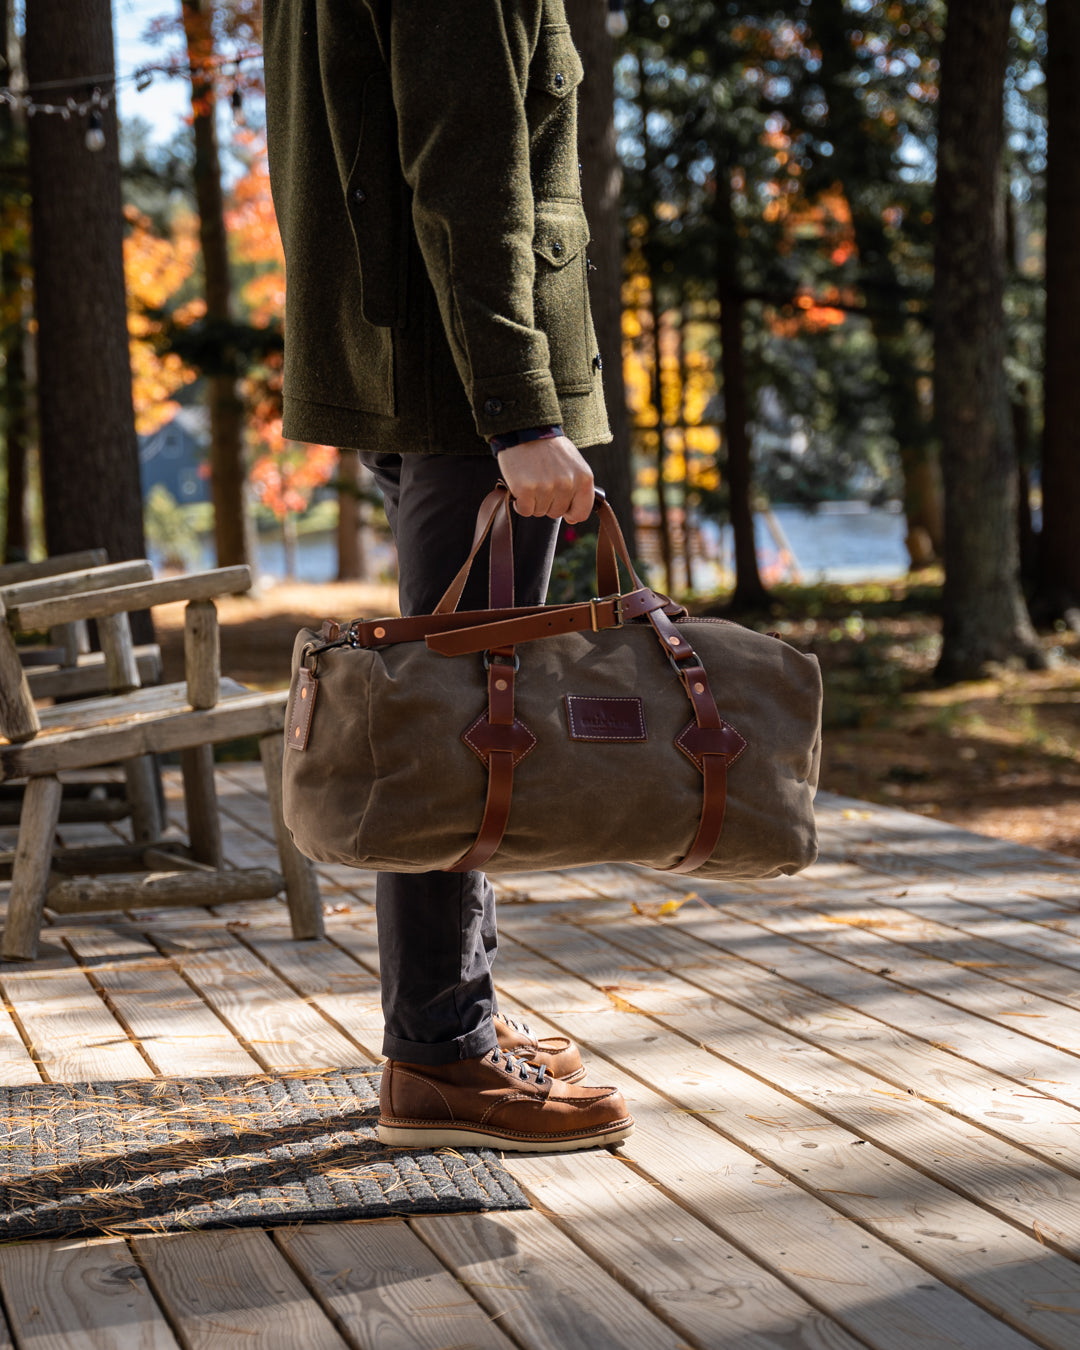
714, 173, 768, 610
718, 283, 768, 609
1040, 0, 1080, 612
933, 0, 1042, 680
812, 4, 943, 567
181, 0, 249, 571
336, 448, 369, 581
1, 0, 30, 563
565, 0, 636, 552
25, 0, 152, 641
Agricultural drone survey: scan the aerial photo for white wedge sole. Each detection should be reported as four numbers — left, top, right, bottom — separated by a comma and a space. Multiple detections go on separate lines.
376, 1118, 634, 1153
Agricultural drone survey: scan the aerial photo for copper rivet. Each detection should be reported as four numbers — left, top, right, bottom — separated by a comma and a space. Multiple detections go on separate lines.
374, 626, 386, 639
694, 682, 705, 694
301, 687, 307, 699
495, 679, 508, 691
668, 635, 680, 646
294, 726, 301, 737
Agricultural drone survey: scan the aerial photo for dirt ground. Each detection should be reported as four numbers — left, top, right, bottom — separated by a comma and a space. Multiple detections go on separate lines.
154, 576, 1080, 861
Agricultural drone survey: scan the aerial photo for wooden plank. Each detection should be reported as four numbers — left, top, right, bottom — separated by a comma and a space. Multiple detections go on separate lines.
47, 867, 284, 914
559, 901, 1080, 1177
26, 647, 161, 700
841, 881, 1080, 979
323, 914, 1042, 1350
183, 601, 220, 710
98, 612, 140, 694
0, 549, 107, 586
485, 934, 1080, 1350
2, 688, 287, 780
499, 912, 1080, 1263
773, 888, 1080, 1014
0, 619, 40, 743
0, 1236, 179, 1350
0, 946, 151, 1082
133, 1229, 347, 1350
1, 561, 152, 609
237, 926, 384, 1062
412, 1209, 688, 1350
258, 733, 323, 940
275, 1220, 520, 1350
510, 1149, 868, 1350
10, 567, 252, 633
588, 880, 1080, 1116
33, 680, 248, 732
0, 986, 38, 1084
60, 927, 261, 1077
179, 745, 224, 868
149, 928, 365, 1071
712, 893, 1080, 1071
2, 774, 63, 960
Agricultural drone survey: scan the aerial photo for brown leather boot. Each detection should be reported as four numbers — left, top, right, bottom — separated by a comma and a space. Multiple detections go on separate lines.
377, 1048, 634, 1152
493, 1011, 586, 1082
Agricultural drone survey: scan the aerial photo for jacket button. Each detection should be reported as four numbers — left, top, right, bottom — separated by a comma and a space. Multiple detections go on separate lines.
593, 352, 603, 371
554, 72, 565, 88
483, 397, 504, 417
351, 186, 366, 204
552, 241, 563, 256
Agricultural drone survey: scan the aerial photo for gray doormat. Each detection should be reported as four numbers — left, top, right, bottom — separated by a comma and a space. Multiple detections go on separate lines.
0, 1069, 528, 1240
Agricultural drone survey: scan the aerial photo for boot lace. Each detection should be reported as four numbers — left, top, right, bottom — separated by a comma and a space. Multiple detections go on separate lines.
496, 1013, 533, 1036
490, 1047, 548, 1085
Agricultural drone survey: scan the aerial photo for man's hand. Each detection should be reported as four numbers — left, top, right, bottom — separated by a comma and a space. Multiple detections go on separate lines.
496, 436, 595, 523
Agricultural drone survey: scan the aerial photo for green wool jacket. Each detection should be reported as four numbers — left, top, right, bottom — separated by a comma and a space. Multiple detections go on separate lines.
263, 0, 612, 455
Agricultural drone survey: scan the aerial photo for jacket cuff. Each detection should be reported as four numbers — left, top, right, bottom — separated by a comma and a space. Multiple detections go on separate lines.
471, 370, 563, 440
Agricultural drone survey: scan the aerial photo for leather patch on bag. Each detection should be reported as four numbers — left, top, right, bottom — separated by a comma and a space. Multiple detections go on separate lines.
675, 720, 747, 772
287, 669, 318, 751
463, 713, 537, 767
565, 694, 647, 742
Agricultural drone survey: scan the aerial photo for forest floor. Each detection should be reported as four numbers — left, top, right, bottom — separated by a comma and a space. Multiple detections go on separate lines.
154, 572, 1080, 861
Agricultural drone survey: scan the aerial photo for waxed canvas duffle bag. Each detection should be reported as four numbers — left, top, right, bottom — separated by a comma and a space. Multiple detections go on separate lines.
282, 487, 822, 879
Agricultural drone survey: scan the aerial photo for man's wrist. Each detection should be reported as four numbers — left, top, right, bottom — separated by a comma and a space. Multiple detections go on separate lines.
489, 425, 563, 459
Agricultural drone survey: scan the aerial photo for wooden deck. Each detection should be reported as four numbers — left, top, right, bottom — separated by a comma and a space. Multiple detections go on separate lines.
1, 769, 1080, 1349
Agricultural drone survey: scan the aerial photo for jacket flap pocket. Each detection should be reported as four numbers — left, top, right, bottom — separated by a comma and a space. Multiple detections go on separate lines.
528, 24, 584, 99
532, 201, 590, 268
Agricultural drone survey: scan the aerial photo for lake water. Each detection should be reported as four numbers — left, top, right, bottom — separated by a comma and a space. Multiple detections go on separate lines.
186, 502, 911, 588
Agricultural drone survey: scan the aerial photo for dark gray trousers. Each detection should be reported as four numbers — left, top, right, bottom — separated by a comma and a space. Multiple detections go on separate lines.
359, 452, 559, 1065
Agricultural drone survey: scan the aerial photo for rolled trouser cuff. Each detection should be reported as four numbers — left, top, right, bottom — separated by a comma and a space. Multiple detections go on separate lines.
381, 1020, 498, 1067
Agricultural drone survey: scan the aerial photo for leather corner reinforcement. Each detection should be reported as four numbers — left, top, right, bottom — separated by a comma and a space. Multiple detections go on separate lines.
287, 668, 318, 751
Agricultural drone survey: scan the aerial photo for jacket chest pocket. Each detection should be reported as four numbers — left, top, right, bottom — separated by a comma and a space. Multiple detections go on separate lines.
533, 201, 594, 394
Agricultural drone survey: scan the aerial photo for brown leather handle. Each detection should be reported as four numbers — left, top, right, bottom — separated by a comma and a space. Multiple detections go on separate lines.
433, 486, 516, 614
434, 485, 645, 617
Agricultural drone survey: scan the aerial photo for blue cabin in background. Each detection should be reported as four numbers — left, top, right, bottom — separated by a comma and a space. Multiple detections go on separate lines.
138, 405, 210, 504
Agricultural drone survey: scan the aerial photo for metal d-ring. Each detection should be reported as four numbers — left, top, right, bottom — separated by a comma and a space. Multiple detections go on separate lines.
482, 650, 521, 672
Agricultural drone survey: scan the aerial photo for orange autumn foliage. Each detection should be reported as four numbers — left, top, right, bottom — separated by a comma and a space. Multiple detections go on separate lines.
124, 205, 200, 434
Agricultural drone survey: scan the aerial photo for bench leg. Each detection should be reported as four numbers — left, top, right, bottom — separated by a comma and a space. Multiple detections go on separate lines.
259, 732, 323, 940
180, 744, 224, 867
125, 754, 164, 843
3, 775, 63, 962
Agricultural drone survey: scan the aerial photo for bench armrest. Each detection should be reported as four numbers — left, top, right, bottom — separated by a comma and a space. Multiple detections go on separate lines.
4, 566, 252, 632
1, 561, 154, 609
0, 550, 108, 587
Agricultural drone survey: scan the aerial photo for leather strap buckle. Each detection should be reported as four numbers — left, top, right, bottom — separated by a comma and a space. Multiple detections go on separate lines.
589, 593, 623, 632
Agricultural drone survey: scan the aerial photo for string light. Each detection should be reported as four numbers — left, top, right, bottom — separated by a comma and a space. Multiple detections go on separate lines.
0, 48, 261, 121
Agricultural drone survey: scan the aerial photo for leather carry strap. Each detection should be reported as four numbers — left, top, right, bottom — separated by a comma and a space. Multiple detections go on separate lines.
425, 586, 676, 657
642, 603, 734, 874
434, 486, 643, 618
446, 652, 519, 872
434, 486, 515, 614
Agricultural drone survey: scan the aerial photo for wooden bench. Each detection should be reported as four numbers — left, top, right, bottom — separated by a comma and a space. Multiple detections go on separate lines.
0, 565, 321, 960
